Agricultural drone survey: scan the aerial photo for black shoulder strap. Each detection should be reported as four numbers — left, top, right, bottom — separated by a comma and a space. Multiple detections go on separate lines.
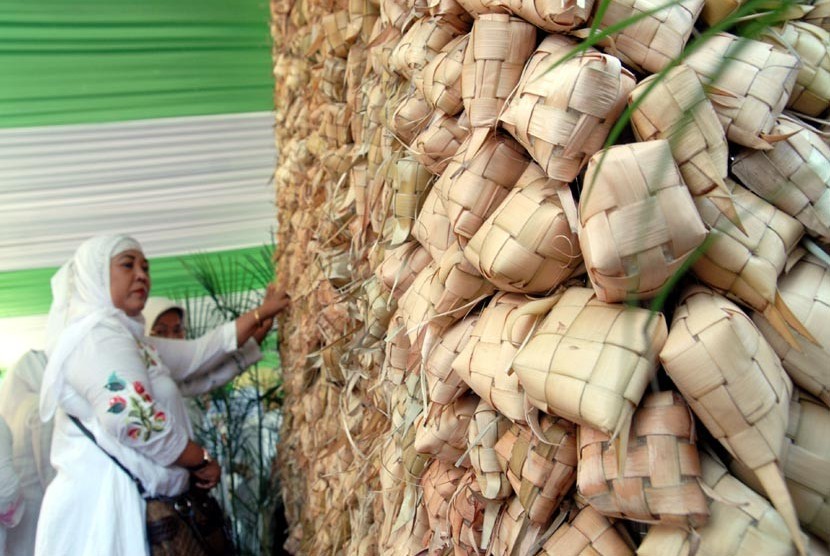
69, 414, 146, 496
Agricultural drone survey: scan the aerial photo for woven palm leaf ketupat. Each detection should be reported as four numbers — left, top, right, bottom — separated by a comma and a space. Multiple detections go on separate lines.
692, 179, 811, 349
684, 33, 800, 150
387, 84, 434, 146
659, 286, 805, 555
576, 391, 709, 528
321, 10, 357, 58
436, 132, 532, 240
538, 505, 634, 556
628, 65, 742, 230
412, 185, 459, 261
637, 454, 801, 556
487, 496, 547, 556
592, 0, 704, 74
430, 241, 496, 323
513, 287, 668, 437
449, 471, 502, 556
361, 277, 398, 348
421, 33, 469, 116
390, 156, 434, 245
461, 14, 536, 136
453, 291, 562, 423
465, 162, 582, 294
502, 0, 595, 32
424, 315, 479, 407
731, 390, 830, 543
389, 16, 468, 86
348, 0, 380, 41
413, 0, 474, 34
500, 35, 636, 229
377, 240, 433, 299
494, 414, 578, 524
760, 22, 830, 117
421, 458, 468, 552
468, 399, 513, 499
578, 141, 708, 303
732, 117, 830, 243
322, 56, 348, 102
752, 254, 830, 406
412, 110, 470, 175
415, 392, 479, 463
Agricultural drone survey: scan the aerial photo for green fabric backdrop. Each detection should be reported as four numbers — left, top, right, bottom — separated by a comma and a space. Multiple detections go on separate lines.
0, 0, 272, 128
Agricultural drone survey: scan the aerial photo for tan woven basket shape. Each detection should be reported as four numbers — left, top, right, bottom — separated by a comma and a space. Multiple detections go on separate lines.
500, 34, 636, 184
366, 150, 398, 237
488, 496, 547, 556
412, 110, 470, 175
348, 0, 379, 42
362, 276, 398, 348
637, 453, 801, 556
453, 291, 559, 423
380, 0, 410, 30
377, 240, 433, 300
415, 393, 479, 463
461, 14, 537, 129
321, 10, 355, 58
660, 286, 806, 555
412, 185, 460, 262
437, 132, 532, 241
578, 140, 708, 303
692, 179, 809, 347
385, 310, 418, 386
430, 241, 495, 323
421, 458, 468, 549
387, 85, 435, 146
732, 118, 830, 243
803, 0, 830, 33
731, 390, 830, 543
322, 56, 347, 102
513, 287, 668, 436
425, 315, 478, 407
319, 102, 353, 146
465, 162, 582, 294
760, 22, 830, 117
494, 414, 578, 524
629, 66, 741, 230
389, 16, 466, 86
501, 0, 594, 32
321, 143, 354, 180
684, 33, 800, 150
351, 160, 370, 226
396, 261, 446, 347
752, 255, 830, 406
391, 157, 434, 246
538, 505, 634, 556
596, 0, 703, 73
577, 391, 709, 528
468, 399, 513, 499
448, 470, 492, 556
422, 34, 470, 116
413, 0, 474, 34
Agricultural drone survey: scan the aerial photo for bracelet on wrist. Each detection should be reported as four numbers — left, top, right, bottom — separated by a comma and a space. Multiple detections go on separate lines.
254, 308, 263, 327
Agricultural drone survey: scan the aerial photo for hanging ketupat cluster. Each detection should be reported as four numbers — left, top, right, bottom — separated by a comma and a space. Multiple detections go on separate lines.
271, 0, 830, 551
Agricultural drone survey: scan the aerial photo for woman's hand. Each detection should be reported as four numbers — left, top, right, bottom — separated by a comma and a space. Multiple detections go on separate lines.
260, 284, 290, 320
192, 460, 221, 490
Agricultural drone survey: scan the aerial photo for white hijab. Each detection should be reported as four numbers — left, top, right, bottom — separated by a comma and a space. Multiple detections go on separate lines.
142, 297, 185, 337
40, 234, 146, 421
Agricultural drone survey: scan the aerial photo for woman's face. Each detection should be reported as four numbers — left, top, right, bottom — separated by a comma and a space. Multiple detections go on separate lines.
110, 249, 150, 316
151, 309, 186, 339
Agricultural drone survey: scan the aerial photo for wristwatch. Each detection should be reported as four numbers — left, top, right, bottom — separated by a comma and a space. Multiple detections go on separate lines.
189, 447, 212, 471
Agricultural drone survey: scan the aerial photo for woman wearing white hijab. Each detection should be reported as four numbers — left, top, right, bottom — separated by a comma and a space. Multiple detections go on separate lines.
0, 350, 52, 556
142, 297, 267, 401
34, 234, 288, 556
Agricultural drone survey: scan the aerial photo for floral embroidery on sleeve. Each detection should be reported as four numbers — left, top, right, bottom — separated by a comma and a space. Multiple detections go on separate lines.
104, 372, 167, 442
136, 341, 159, 369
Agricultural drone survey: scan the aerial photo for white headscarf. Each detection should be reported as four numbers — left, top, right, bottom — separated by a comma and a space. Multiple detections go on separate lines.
40, 234, 146, 421
142, 297, 185, 337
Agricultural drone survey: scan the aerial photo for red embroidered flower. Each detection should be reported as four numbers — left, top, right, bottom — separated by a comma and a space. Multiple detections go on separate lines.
153, 411, 166, 423
133, 381, 146, 394
142, 393, 153, 403
107, 396, 127, 414
127, 428, 141, 440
